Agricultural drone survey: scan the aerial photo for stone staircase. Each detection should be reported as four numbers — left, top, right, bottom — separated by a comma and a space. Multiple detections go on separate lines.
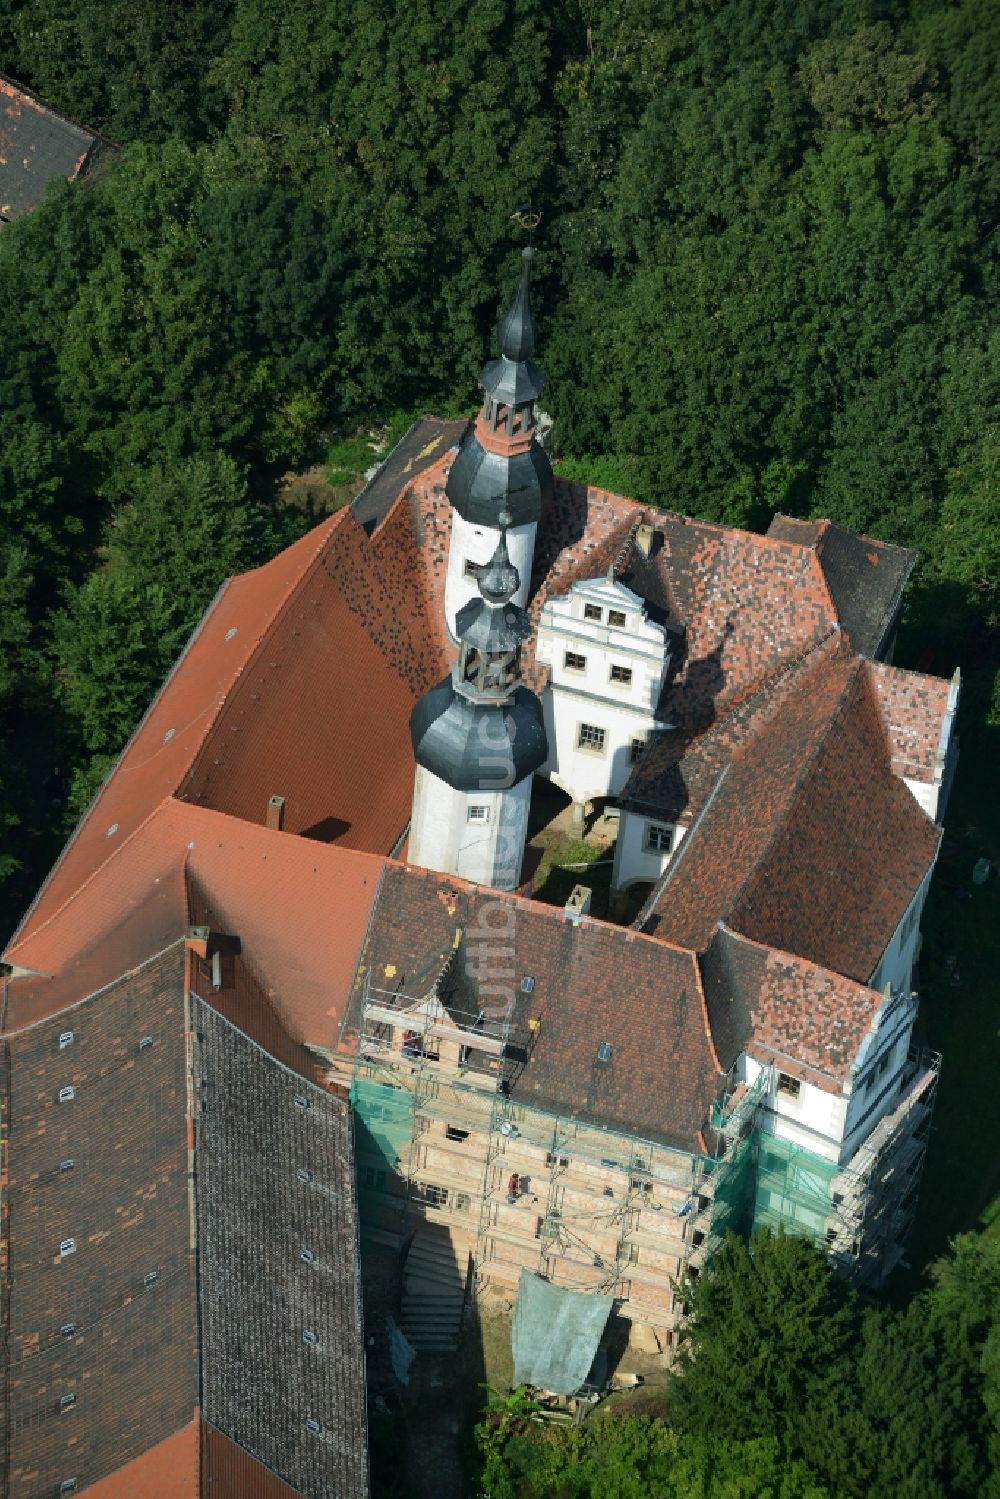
400, 1228, 471, 1352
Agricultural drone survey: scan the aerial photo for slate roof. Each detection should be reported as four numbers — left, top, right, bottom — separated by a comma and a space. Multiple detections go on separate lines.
0, 73, 107, 222
767, 515, 916, 659
641, 654, 941, 982
343, 862, 723, 1152
700, 927, 883, 1093
351, 415, 468, 531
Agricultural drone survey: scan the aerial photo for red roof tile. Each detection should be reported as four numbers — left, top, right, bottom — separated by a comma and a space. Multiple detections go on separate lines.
865, 659, 953, 787
76, 1418, 200, 1497
643, 655, 941, 981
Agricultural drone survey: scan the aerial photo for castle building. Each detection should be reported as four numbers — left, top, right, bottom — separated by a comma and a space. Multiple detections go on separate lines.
1, 255, 958, 1494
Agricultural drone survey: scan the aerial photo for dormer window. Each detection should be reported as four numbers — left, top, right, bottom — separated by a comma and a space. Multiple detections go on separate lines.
583, 604, 602, 622
608, 609, 627, 628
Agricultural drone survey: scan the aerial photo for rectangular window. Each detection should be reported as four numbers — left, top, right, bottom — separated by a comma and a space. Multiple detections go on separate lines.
454, 1192, 472, 1212
609, 664, 633, 685
577, 723, 606, 753
583, 603, 603, 622
464, 559, 480, 578
425, 1184, 448, 1207
643, 823, 673, 853
777, 1073, 801, 1098
608, 609, 627, 628
564, 650, 587, 671
629, 737, 647, 764
467, 805, 490, 823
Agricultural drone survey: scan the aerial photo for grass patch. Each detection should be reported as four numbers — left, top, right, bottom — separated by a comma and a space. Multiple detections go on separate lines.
531, 834, 612, 917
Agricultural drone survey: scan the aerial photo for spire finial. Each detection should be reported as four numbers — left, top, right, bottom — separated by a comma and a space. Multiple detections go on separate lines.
498, 247, 537, 364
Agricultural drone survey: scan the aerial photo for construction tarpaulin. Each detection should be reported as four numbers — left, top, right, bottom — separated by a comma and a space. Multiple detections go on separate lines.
512, 1271, 614, 1395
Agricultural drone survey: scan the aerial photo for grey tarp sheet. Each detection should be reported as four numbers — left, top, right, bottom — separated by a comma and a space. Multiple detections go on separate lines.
511, 1271, 614, 1396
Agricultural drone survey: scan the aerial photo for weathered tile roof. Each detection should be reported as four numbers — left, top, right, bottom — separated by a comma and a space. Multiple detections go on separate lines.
344, 862, 723, 1152
641, 654, 941, 982
0, 73, 106, 222
767, 515, 916, 659
701, 927, 883, 1093
351, 415, 468, 530
865, 659, 953, 786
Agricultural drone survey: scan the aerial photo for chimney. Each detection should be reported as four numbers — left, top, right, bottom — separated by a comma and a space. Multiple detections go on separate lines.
564, 885, 592, 924
266, 794, 285, 832
185, 925, 210, 961
635, 523, 654, 558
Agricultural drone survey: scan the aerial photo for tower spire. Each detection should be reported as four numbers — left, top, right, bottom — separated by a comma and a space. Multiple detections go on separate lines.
498, 248, 537, 364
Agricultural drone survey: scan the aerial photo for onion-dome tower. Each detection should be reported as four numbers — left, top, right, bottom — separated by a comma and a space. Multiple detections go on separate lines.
443, 247, 553, 636
409, 517, 547, 890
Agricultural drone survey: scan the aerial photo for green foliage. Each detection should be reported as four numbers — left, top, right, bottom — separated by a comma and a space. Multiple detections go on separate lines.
475, 1408, 834, 1498
671, 1229, 857, 1446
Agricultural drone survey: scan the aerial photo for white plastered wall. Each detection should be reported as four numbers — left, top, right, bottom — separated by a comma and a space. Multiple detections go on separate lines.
444, 511, 536, 638
409, 765, 531, 890
535, 578, 669, 806
611, 812, 688, 894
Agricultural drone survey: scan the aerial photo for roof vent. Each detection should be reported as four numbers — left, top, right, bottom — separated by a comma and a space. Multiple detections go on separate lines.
225, 626, 238, 640
635, 522, 654, 558
300, 1248, 317, 1265
302, 1329, 319, 1346
162, 727, 175, 743
597, 1042, 614, 1063
58, 1030, 75, 1050
59, 1159, 75, 1173
139, 1035, 154, 1052
60, 1323, 77, 1338
564, 885, 592, 923
143, 1270, 158, 1286
293, 1094, 310, 1111
520, 976, 535, 994
267, 794, 286, 831
57, 1086, 75, 1104
305, 1417, 323, 1436
59, 1238, 76, 1258
59, 1481, 77, 1494
60, 1392, 77, 1410
296, 1168, 314, 1184
106, 823, 119, 838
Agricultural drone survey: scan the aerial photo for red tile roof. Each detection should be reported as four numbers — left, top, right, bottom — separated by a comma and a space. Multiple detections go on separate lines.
865, 659, 953, 786
81, 1420, 200, 1497
345, 862, 722, 1152
701, 927, 884, 1094
642, 654, 941, 981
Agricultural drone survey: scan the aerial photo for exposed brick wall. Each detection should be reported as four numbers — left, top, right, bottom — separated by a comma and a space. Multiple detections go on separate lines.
2, 946, 197, 1497
192, 1000, 368, 1499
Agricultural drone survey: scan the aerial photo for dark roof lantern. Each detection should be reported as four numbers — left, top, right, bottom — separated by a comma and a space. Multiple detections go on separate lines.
455, 598, 533, 655
499, 247, 538, 363
480, 355, 545, 407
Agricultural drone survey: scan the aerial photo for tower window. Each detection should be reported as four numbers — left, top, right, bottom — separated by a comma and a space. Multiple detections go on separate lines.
583, 604, 603, 622
644, 823, 673, 853
777, 1072, 801, 1098
467, 805, 490, 823
608, 609, 627, 628
577, 723, 606, 754
629, 737, 648, 764
464, 559, 481, 578
564, 651, 587, 672
609, 664, 633, 685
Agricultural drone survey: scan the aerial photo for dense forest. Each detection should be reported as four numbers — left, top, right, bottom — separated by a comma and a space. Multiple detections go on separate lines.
0, 0, 996, 933
1, 2, 997, 1492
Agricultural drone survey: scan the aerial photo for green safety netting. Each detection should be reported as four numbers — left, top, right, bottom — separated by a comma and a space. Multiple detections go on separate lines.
512, 1272, 615, 1395
751, 1133, 839, 1241
350, 1077, 412, 1238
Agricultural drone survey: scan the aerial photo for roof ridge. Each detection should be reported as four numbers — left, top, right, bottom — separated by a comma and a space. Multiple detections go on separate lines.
700, 623, 844, 731
690, 948, 723, 1074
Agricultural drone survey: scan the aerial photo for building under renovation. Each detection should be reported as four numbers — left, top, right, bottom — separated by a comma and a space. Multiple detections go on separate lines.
1, 250, 955, 1494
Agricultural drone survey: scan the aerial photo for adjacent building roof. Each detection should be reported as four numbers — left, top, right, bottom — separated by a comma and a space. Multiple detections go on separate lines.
766, 515, 916, 659
700, 927, 884, 1094
342, 862, 722, 1152
640, 654, 941, 982
0, 73, 107, 222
